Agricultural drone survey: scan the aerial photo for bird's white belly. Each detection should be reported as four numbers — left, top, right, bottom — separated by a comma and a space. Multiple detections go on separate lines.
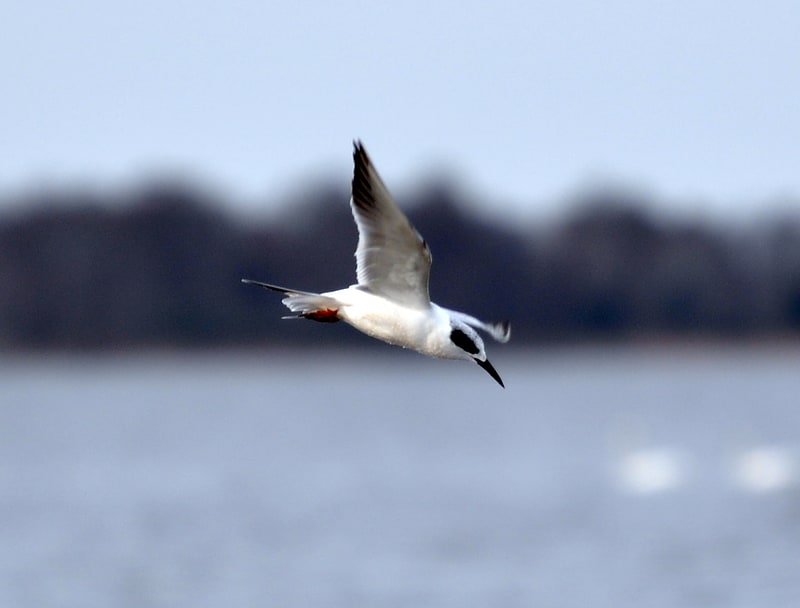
324, 288, 445, 356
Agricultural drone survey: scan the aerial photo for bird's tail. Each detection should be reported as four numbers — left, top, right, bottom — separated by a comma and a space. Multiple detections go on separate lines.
241, 279, 341, 322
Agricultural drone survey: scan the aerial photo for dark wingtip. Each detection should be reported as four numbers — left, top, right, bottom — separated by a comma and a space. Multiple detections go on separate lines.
476, 358, 505, 388
353, 139, 368, 163
351, 140, 376, 214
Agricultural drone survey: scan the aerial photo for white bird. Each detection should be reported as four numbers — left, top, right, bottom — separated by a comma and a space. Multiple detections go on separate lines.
242, 141, 510, 386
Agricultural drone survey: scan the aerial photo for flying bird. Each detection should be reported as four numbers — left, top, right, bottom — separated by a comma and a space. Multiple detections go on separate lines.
242, 142, 510, 386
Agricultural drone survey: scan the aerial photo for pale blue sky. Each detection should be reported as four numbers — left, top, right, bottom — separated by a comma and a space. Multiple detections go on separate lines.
2, 1, 799, 218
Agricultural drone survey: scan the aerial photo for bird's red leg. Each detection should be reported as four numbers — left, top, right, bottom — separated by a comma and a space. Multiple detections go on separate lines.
303, 308, 340, 323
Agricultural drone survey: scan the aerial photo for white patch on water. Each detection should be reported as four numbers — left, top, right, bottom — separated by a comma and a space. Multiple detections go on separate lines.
732, 446, 797, 493
616, 447, 689, 494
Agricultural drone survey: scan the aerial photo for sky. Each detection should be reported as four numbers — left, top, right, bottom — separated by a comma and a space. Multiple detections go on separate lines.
2, 1, 799, 219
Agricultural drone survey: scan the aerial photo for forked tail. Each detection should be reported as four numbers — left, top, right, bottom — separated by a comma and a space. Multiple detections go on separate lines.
241, 279, 341, 322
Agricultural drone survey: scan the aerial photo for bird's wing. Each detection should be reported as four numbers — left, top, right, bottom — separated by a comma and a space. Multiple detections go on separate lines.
448, 310, 511, 343
350, 141, 432, 309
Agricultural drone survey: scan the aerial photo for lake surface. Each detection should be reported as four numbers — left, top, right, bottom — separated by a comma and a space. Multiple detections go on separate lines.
1, 347, 800, 607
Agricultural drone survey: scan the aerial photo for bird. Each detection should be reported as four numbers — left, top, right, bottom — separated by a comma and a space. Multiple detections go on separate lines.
242, 141, 510, 386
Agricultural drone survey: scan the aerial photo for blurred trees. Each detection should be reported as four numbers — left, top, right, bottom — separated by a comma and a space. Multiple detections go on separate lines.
1, 179, 799, 350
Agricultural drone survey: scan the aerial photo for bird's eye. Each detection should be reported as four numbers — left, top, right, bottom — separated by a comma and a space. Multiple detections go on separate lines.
450, 328, 479, 354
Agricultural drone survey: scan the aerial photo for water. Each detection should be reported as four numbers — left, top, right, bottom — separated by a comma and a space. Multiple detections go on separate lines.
1, 347, 800, 607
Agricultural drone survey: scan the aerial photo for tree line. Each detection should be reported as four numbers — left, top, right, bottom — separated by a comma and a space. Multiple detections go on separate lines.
1, 179, 799, 350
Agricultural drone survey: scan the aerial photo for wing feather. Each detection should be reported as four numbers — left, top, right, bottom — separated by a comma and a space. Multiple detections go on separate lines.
447, 310, 511, 343
350, 141, 432, 308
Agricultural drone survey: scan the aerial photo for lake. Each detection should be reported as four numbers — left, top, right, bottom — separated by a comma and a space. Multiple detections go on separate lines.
1, 347, 799, 607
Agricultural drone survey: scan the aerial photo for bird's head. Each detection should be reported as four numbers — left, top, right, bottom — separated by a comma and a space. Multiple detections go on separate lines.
448, 321, 504, 387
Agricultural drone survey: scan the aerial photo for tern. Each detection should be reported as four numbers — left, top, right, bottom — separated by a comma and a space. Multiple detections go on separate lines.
242, 141, 510, 386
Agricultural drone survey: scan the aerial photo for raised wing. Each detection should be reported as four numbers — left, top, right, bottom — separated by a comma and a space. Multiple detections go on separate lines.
350, 141, 432, 308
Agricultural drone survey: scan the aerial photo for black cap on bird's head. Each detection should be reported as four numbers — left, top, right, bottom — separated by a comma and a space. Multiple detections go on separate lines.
449, 326, 505, 388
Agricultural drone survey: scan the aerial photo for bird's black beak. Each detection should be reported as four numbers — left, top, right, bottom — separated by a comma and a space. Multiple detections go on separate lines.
476, 358, 505, 388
